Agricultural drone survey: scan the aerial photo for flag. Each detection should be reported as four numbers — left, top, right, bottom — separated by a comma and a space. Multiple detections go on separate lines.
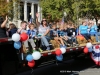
90, 45, 100, 66
61, 17, 64, 25
28, 16, 32, 24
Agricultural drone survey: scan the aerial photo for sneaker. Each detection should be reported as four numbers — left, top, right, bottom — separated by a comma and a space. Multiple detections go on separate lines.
76, 44, 79, 47
46, 46, 50, 50
98, 40, 100, 42
70, 44, 73, 47
62, 45, 67, 48
38, 48, 43, 52
32, 50, 36, 53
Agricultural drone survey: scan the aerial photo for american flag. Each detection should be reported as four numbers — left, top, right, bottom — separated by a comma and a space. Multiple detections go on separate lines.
28, 16, 32, 24
61, 16, 64, 25
90, 45, 100, 66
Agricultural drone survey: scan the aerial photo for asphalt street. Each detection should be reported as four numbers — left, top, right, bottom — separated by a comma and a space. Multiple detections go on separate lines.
16, 56, 100, 75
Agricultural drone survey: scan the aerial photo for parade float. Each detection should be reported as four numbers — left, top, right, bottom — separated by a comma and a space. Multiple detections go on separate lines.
0, 33, 100, 75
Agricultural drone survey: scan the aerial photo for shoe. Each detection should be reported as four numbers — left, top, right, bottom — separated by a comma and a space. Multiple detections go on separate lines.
76, 44, 79, 47
70, 44, 73, 47
38, 48, 43, 52
62, 45, 67, 48
46, 46, 50, 50
65, 43, 70, 47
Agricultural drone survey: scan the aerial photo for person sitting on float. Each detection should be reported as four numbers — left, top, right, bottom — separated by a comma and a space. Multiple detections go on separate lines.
17, 21, 29, 53
27, 23, 37, 52
66, 24, 79, 47
7, 23, 18, 37
57, 25, 67, 47
89, 20, 98, 42
79, 21, 92, 42
50, 24, 65, 47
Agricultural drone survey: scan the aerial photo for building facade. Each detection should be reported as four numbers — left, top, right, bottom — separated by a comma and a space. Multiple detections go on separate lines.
11, 0, 42, 28
20, 0, 42, 22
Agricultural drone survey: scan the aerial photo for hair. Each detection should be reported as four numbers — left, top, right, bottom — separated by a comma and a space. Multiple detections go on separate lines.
9, 23, 16, 29
41, 19, 47, 25
51, 24, 56, 28
0, 16, 4, 24
21, 21, 27, 25
82, 20, 86, 24
28, 23, 35, 28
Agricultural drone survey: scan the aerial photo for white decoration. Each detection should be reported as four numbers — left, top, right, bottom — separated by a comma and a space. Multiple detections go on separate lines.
60, 48, 66, 54
32, 51, 41, 60
86, 43, 92, 48
12, 33, 20, 42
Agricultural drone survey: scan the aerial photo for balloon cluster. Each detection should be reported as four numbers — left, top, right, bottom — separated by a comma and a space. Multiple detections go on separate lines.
12, 33, 28, 50
26, 51, 41, 67
84, 42, 100, 66
83, 42, 93, 53
55, 47, 66, 61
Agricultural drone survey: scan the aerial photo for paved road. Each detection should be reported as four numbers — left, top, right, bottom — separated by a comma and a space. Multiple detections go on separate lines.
16, 56, 100, 75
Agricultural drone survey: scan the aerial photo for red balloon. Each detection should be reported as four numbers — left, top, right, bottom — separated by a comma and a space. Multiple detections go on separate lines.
55, 49, 62, 56
95, 45, 99, 49
83, 47, 88, 54
20, 33, 28, 41
28, 60, 35, 68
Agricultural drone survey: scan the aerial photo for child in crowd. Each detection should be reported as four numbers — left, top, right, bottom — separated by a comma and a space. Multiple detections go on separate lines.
67, 24, 79, 46
58, 25, 72, 47
17, 21, 30, 53
50, 25, 65, 47
7, 23, 17, 37
27, 23, 37, 52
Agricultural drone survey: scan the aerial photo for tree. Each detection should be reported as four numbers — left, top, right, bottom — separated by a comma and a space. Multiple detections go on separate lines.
0, 0, 20, 20
0, 0, 13, 16
40, 0, 68, 21
40, 0, 100, 24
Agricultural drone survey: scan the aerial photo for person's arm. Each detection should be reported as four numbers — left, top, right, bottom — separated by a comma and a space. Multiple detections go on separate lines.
1, 16, 8, 28
36, 13, 40, 27
17, 28, 22, 34
43, 29, 50, 36
78, 26, 81, 35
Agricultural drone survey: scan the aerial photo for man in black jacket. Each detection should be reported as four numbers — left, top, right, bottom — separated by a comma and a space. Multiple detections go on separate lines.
0, 16, 8, 38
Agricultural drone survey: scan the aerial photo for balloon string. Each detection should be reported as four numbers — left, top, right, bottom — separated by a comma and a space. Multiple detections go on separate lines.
31, 68, 34, 75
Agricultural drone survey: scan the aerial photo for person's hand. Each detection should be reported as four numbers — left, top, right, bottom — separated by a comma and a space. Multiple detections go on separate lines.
36, 13, 39, 18
5, 15, 8, 21
72, 35, 75, 37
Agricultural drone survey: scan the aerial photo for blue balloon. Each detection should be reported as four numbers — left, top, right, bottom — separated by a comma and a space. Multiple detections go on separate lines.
26, 54, 33, 61
88, 47, 93, 52
56, 54, 63, 61
14, 41, 21, 49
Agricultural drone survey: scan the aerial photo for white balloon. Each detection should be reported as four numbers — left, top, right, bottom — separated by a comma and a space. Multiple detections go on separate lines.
86, 43, 92, 48
60, 48, 66, 54
12, 33, 20, 42
32, 51, 41, 60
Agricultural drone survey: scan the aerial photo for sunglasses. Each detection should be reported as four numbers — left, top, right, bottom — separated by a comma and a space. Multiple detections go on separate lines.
42, 20, 47, 21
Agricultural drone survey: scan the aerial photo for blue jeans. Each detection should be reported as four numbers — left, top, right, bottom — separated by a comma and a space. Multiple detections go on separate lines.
72, 37, 76, 42
41, 36, 50, 47
97, 32, 100, 41
90, 32, 98, 42
81, 33, 91, 40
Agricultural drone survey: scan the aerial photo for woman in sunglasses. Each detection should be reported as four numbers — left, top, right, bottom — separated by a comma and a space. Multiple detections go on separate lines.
37, 18, 50, 50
